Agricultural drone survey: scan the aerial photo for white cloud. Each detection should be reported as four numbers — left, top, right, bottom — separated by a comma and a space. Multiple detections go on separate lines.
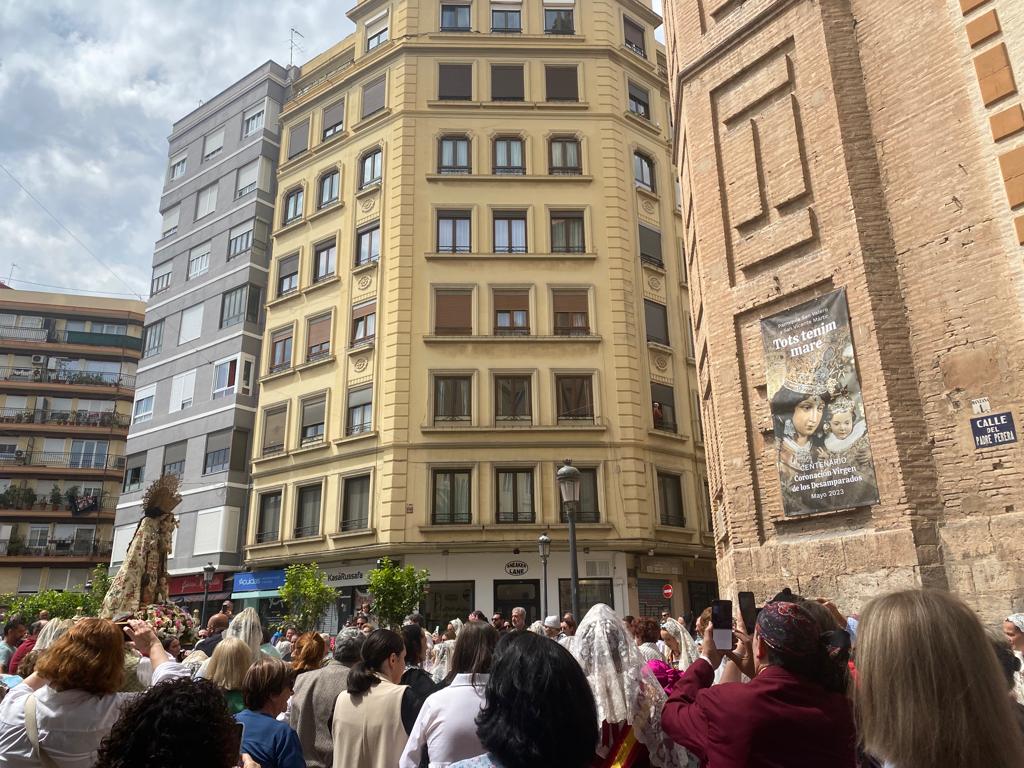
0, 0, 352, 298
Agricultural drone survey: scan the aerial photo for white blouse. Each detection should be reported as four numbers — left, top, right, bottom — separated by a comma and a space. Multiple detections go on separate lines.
0, 661, 187, 767
400, 673, 489, 768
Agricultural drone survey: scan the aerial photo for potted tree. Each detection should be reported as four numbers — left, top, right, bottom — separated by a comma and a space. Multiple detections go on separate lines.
49, 484, 62, 510
22, 489, 37, 509
0, 488, 11, 509
64, 485, 79, 512
11, 487, 25, 510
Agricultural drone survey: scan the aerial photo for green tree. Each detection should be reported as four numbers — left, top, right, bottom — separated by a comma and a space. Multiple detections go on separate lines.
367, 557, 429, 629
279, 562, 336, 632
0, 563, 112, 620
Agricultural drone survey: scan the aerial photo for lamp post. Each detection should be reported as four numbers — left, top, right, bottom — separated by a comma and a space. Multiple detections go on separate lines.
201, 562, 216, 627
538, 532, 551, 618
557, 459, 582, 623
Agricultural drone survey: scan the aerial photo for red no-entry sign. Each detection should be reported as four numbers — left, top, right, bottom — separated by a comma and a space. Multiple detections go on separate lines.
662, 584, 673, 599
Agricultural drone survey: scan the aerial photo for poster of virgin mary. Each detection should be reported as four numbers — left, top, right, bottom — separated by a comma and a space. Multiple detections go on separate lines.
760, 288, 879, 516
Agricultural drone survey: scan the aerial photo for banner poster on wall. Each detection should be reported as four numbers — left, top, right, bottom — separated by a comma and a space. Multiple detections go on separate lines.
760, 288, 880, 516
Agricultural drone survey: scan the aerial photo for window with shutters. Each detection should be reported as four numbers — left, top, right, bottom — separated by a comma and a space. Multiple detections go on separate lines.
213, 356, 239, 399
243, 105, 265, 137
440, 3, 471, 30
493, 290, 529, 335
270, 327, 293, 373
496, 468, 533, 523
256, 492, 281, 543
366, 12, 389, 50
438, 64, 473, 100
300, 395, 326, 446
294, 484, 322, 538
313, 240, 336, 282
550, 137, 581, 174
161, 206, 180, 238
288, 119, 310, 159
162, 441, 187, 479
634, 152, 655, 192
556, 375, 594, 421
651, 382, 676, 433
495, 375, 531, 422
221, 285, 255, 328
151, 261, 172, 296
123, 454, 145, 493
545, 66, 579, 101
236, 160, 258, 198
283, 187, 303, 224
169, 370, 196, 412
203, 430, 232, 474
558, 466, 599, 522
277, 254, 299, 297
658, 472, 684, 526
491, 4, 521, 32
132, 385, 155, 424
262, 407, 287, 456
351, 302, 376, 346
307, 314, 332, 361
203, 128, 224, 161
692, 390, 704, 443
228, 221, 254, 260
491, 65, 524, 101
318, 171, 339, 208
553, 290, 589, 335
361, 148, 383, 187
438, 210, 471, 253
362, 75, 387, 117
195, 184, 218, 219
434, 289, 472, 335
322, 100, 345, 140
356, 222, 381, 266
346, 386, 373, 435
187, 243, 211, 280
169, 153, 187, 181
433, 469, 471, 524
545, 7, 574, 33
493, 211, 526, 253
494, 137, 525, 175
434, 376, 471, 423
439, 136, 471, 174
178, 304, 203, 345
624, 17, 647, 57
639, 224, 662, 267
628, 81, 650, 119
142, 320, 163, 358
644, 300, 669, 346
551, 210, 585, 253
684, 313, 695, 359
342, 475, 371, 532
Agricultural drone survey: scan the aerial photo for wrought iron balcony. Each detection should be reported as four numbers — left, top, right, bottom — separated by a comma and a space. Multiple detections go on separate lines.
0, 451, 125, 470
0, 367, 136, 388
0, 539, 113, 558
0, 326, 142, 351
0, 407, 130, 428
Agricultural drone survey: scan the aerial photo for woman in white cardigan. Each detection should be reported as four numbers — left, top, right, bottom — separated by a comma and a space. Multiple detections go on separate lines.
0, 617, 187, 768
400, 620, 500, 768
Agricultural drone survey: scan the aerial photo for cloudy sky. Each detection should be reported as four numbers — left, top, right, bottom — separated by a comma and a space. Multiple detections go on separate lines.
0, 1, 353, 300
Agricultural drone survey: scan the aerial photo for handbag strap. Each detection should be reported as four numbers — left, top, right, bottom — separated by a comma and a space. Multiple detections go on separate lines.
24, 693, 60, 768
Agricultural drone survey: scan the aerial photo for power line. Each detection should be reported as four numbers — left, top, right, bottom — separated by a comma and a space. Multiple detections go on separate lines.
4, 276, 145, 298
0, 162, 145, 301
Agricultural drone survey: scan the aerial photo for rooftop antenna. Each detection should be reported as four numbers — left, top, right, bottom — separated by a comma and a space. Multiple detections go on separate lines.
6, 263, 15, 287
289, 27, 305, 67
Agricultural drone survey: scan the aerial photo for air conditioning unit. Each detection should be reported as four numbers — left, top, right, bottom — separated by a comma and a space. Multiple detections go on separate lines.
31, 355, 47, 366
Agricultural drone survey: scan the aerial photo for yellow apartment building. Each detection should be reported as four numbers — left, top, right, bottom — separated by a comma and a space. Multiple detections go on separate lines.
242, 0, 715, 629
0, 289, 145, 596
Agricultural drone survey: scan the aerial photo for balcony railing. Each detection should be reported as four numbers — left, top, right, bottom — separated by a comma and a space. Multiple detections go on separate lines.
0, 408, 130, 428
640, 254, 665, 269
255, 529, 280, 544
0, 540, 113, 558
293, 524, 320, 539
0, 367, 136, 389
0, 452, 125, 470
0, 326, 142, 351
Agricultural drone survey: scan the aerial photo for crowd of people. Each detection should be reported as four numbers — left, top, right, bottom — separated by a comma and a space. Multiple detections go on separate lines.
0, 587, 1022, 767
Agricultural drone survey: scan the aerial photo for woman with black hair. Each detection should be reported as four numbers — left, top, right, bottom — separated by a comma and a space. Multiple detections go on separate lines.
400, 623, 438, 710
450, 630, 598, 768
332, 628, 412, 768
95, 676, 259, 768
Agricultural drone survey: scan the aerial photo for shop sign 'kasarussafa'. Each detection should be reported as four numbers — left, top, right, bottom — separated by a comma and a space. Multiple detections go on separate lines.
761, 289, 879, 516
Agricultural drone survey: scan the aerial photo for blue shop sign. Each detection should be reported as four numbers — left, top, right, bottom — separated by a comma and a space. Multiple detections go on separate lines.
970, 411, 1018, 450
233, 569, 286, 592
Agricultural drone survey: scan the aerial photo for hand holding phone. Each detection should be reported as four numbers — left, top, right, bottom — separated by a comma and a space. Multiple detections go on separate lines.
711, 599, 733, 653
738, 591, 758, 635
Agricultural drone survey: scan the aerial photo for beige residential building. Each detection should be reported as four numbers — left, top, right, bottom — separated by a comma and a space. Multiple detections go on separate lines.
0, 289, 145, 596
242, 0, 713, 629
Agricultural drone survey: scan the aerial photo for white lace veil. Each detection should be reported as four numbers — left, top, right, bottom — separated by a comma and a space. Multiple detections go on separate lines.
529, 620, 545, 635
450, 617, 464, 637
661, 617, 701, 671
431, 617, 464, 683
572, 604, 697, 768
1008, 614, 1024, 633
225, 607, 263, 661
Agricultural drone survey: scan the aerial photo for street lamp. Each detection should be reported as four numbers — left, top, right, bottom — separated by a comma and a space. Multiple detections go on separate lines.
201, 562, 216, 627
557, 459, 582, 623
538, 532, 551, 618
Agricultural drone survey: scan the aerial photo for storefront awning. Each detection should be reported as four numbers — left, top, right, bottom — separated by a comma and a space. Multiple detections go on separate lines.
231, 589, 280, 600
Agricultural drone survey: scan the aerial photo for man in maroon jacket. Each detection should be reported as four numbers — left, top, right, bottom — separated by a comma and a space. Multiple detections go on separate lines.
662, 600, 856, 768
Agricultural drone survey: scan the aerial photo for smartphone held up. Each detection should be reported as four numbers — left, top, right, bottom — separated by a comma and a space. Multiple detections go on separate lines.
711, 599, 733, 650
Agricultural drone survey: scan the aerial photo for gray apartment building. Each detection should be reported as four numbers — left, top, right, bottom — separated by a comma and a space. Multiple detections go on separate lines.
111, 62, 289, 615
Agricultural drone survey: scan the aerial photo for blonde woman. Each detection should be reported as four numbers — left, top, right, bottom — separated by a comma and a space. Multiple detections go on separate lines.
205, 636, 252, 713
857, 590, 1024, 768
